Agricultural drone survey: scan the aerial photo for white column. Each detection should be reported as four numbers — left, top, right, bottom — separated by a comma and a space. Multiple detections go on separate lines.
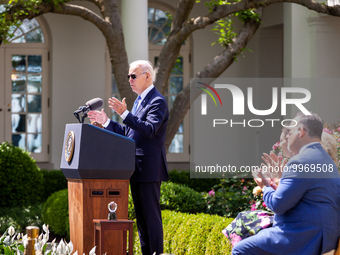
283, 3, 311, 78
121, 0, 149, 63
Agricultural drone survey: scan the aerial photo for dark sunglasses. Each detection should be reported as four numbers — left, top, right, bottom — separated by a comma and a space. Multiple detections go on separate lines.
127, 72, 146, 80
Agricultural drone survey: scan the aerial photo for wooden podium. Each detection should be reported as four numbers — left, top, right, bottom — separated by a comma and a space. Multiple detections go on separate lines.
60, 124, 135, 255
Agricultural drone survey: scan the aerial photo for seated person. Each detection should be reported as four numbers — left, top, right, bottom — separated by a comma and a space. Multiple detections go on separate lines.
232, 112, 340, 255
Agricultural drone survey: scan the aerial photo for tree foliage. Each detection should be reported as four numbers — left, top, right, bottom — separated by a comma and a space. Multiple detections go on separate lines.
1, 0, 340, 149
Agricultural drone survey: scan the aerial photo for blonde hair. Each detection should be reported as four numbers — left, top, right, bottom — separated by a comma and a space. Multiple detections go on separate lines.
321, 132, 338, 165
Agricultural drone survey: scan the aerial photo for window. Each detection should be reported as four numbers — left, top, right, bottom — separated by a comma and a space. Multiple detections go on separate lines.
0, 17, 50, 162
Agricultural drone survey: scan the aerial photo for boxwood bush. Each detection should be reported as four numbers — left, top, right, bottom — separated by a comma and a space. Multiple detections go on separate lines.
40, 169, 68, 201
129, 181, 207, 219
160, 181, 206, 213
42, 189, 69, 237
0, 141, 44, 207
133, 210, 233, 255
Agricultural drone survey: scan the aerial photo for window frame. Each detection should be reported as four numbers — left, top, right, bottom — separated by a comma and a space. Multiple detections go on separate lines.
1, 16, 51, 162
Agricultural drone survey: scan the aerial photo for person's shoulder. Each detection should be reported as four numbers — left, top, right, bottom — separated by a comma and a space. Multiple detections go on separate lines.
148, 87, 166, 102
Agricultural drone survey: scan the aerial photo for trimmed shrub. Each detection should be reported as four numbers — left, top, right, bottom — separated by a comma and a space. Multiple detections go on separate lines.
129, 182, 207, 219
169, 169, 220, 192
42, 189, 69, 237
133, 210, 233, 255
0, 141, 44, 207
160, 182, 206, 214
40, 170, 68, 201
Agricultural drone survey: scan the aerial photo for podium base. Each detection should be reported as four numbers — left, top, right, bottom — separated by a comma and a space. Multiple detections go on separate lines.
68, 179, 129, 255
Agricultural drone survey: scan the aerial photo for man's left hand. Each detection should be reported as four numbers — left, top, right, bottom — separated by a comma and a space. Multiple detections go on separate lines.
109, 97, 127, 115
254, 170, 271, 189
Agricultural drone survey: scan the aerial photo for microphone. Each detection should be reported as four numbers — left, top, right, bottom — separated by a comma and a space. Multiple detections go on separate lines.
73, 98, 104, 114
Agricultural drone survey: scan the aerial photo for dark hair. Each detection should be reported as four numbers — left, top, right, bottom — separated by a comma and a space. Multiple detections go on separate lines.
296, 112, 323, 139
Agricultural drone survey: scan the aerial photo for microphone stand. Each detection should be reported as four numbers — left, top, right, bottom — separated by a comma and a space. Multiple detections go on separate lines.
73, 106, 89, 123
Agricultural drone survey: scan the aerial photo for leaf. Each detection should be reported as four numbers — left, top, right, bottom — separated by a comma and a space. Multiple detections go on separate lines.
4, 246, 13, 255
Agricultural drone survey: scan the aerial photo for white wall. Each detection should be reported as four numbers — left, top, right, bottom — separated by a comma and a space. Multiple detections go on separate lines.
43, 1, 106, 168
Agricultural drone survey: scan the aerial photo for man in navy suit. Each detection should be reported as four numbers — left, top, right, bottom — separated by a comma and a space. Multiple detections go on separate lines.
233, 112, 340, 255
88, 60, 169, 255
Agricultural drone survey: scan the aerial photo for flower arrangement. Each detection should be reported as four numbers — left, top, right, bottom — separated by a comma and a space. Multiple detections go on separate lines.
249, 186, 272, 212
0, 225, 96, 255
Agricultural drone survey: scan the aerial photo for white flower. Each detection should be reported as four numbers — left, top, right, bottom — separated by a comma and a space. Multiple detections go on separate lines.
89, 246, 96, 255
253, 186, 262, 196
51, 238, 56, 246
4, 236, 10, 244
52, 243, 57, 253
8, 226, 15, 236
43, 224, 49, 233
11, 234, 17, 243
43, 233, 49, 243
57, 239, 66, 255
66, 241, 74, 254
22, 234, 28, 248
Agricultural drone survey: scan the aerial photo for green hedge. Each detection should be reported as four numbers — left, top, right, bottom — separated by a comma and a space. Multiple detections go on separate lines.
169, 169, 220, 193
40, 169, 68, 201
133, 210, 233, 255
0, 141, 44, 207
160, 182, 206, 213
129, 182, 207, 219
41, 189, 69, 237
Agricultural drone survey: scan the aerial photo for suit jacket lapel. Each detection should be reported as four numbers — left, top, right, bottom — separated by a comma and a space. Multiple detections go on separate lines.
126, 87, 156, 136
134, 87, 155, 116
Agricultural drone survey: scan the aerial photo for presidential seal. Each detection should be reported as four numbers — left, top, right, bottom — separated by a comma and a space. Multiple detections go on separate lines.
65, 131, 75, 162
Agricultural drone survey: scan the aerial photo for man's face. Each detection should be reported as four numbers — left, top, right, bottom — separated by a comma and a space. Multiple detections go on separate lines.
128, 65, 148, 95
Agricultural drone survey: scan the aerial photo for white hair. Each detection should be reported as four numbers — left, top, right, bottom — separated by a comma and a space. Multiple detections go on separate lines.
130, 60, 155, 81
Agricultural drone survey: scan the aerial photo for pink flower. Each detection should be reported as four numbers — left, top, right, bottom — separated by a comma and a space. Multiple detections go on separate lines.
262, 202, 267, 208
229, 233, 242, 247
272, 142, 280, 150
323, 128, 332, 134
243, 186, 247, 190
338, 138, 340, 143
260, 217, 271, 228
251, 203, 256, 211
208, 190, 215, 196
337, 127, 340, 132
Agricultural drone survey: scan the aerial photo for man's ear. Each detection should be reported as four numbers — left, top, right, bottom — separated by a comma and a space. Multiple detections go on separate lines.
298, 127, 306, 138
145, 72, 150, 81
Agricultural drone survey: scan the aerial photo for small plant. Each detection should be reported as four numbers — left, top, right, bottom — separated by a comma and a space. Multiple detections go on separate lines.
0, 203, 43, 234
